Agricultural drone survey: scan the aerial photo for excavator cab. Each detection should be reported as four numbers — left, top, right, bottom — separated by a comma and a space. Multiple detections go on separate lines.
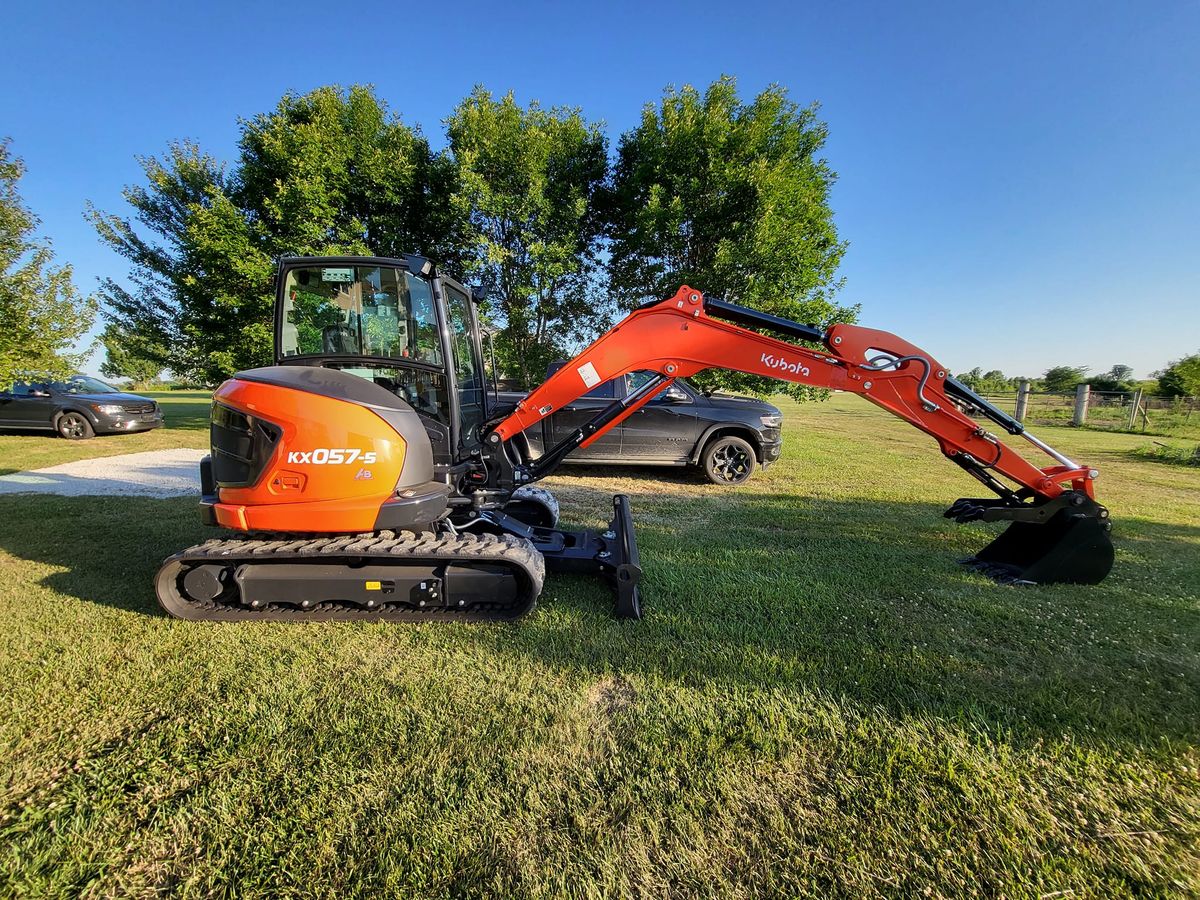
158, 255, 641, 622
274, 255, 490, 466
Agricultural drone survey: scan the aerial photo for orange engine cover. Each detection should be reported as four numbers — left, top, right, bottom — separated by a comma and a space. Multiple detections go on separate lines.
207, 373, 415, 533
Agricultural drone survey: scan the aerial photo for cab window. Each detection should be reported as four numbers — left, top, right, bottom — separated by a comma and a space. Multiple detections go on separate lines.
444, 284, 485, 447
280, 265, 443, 366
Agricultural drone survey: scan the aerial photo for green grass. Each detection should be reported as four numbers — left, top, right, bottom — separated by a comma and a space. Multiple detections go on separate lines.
985, 394, 1200, 441
1, 395, 1197, 897
1134, 442, 1200, 468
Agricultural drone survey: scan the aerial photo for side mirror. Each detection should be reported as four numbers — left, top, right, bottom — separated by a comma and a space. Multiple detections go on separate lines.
662, 386, 689, 403
30, 389, 51, 398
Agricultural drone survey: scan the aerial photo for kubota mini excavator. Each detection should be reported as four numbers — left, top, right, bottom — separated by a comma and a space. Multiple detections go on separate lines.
156, 255, 1114, 621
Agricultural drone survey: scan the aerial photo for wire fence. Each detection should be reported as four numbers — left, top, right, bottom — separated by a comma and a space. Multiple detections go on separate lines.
975, 386, 1200, 440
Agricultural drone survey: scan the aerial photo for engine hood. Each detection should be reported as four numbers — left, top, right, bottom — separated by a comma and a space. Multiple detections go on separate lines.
706, 391, 780, 415
62, 392, 156, 405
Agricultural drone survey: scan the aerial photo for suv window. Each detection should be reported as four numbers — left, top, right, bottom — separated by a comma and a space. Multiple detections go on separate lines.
9, 382, 45, 397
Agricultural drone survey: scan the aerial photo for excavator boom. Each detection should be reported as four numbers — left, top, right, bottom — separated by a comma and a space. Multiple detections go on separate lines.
489, 286, 1113, 588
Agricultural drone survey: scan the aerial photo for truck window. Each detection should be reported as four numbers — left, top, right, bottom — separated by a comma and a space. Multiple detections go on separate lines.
546, 362, 617, 399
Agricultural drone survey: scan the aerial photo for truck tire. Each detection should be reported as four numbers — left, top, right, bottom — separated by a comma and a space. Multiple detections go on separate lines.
700, 434, 756, 485
57, 412, 95, 440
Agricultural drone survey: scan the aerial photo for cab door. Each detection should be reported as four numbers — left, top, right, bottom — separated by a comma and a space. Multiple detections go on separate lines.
440, 280, 488, 455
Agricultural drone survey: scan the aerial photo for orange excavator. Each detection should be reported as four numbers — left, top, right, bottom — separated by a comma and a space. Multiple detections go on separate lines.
156, 255, 1114, 621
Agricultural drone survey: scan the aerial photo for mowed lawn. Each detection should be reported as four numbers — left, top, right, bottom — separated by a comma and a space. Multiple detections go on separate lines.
0, 393, 1197, 898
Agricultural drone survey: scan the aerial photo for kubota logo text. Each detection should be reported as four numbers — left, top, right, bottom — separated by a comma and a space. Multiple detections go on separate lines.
760, 353, 810, 377
286, 449, 377, 465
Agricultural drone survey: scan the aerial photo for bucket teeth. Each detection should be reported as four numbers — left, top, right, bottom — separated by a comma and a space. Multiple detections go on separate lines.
945, 499, 987, 523
947, 491, 1114, 586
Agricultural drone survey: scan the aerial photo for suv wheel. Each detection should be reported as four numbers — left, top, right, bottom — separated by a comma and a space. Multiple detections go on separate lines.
57, 412, 95, 440
701, 435, 756, 485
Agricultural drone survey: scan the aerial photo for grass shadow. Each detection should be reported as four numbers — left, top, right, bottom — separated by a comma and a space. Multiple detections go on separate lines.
0, 480, 1196, 749
488, 481, 1200, 748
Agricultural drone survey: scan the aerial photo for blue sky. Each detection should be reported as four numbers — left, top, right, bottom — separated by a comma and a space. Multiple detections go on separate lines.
3, 0, 1197, 379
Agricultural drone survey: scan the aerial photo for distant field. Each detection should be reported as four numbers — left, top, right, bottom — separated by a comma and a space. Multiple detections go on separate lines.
978, 391, 1200, 441
0, 394, 1197, 897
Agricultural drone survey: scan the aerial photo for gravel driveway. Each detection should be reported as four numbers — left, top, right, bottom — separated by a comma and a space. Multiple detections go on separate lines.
0, 449, 206, 498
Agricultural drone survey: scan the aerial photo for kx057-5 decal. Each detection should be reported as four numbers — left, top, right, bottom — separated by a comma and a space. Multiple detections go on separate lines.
286, 449, 378, 465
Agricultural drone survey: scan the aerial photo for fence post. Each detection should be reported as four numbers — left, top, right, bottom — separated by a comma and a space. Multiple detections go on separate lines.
1126, 388, 1142, 430
1015, 380, 1030, 422
1072, 384, 1090, 426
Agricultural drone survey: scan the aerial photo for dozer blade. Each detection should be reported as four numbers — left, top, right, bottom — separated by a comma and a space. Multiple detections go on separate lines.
478, 493, 643, 619
947, 492, 1114, 585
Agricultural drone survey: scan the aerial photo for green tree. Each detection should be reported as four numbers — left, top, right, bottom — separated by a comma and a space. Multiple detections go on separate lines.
0, 140, 96, 389
606, 76, 854, 399
1042, 365, 1089, 393
99, 322, 163, 385
90, 86, 465, 386
1156, 353, 1200, 397
446, 88, 609, 388
1089, 364, 1137, 393
957, 368, 1015, 394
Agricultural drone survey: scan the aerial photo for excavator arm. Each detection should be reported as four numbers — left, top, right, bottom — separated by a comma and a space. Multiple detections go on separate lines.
486, 286, 1114, 592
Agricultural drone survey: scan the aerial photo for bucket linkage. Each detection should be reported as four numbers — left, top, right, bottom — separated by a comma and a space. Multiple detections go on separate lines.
944, 491, 1114, 585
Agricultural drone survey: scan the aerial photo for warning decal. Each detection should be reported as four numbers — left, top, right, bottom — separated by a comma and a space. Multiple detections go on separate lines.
577, 361, 601, 389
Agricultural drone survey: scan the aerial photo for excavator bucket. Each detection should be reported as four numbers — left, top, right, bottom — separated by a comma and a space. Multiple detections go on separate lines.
946, 493, 1114, 585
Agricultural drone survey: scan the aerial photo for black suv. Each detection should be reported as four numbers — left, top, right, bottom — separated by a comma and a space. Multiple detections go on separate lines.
505, 365, 783, 485
0, 375, 164, 440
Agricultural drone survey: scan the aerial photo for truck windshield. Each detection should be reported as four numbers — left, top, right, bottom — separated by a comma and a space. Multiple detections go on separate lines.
279, 264, 443, 366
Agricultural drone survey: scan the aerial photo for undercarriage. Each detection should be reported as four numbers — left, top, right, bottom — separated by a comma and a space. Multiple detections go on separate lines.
156, 492, 642, 623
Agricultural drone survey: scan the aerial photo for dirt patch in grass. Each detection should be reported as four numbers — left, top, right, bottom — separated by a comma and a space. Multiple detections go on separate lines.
586, 674, 637, 717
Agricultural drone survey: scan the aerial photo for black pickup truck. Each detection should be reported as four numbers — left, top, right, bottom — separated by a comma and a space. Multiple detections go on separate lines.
500, 365, 783, 485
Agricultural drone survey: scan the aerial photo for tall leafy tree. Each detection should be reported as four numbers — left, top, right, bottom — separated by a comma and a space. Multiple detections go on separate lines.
0, 140, 96, 389
957, 367, 1016, 394
446, 88, 610, 387
1042, 365, 1089, 393
1156, 353, 1200, 397
90, 86, 464, 385
99, 323, 163, 385
1107, 364, 1134, 384
607, 76, 854, 398
1088, 364, 1136, 393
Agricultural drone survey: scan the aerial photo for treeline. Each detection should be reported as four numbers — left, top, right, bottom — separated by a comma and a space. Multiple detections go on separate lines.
0, 141, 96, 390
90, 78, 854, 394
956, 359, 1200, 397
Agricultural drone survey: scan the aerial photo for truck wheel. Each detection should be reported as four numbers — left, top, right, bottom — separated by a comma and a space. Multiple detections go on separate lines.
57, 412, 94, 440
701, 435, 756, 485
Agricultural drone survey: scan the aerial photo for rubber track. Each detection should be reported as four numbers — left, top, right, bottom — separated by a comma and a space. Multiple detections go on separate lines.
155, 530, 545, 622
